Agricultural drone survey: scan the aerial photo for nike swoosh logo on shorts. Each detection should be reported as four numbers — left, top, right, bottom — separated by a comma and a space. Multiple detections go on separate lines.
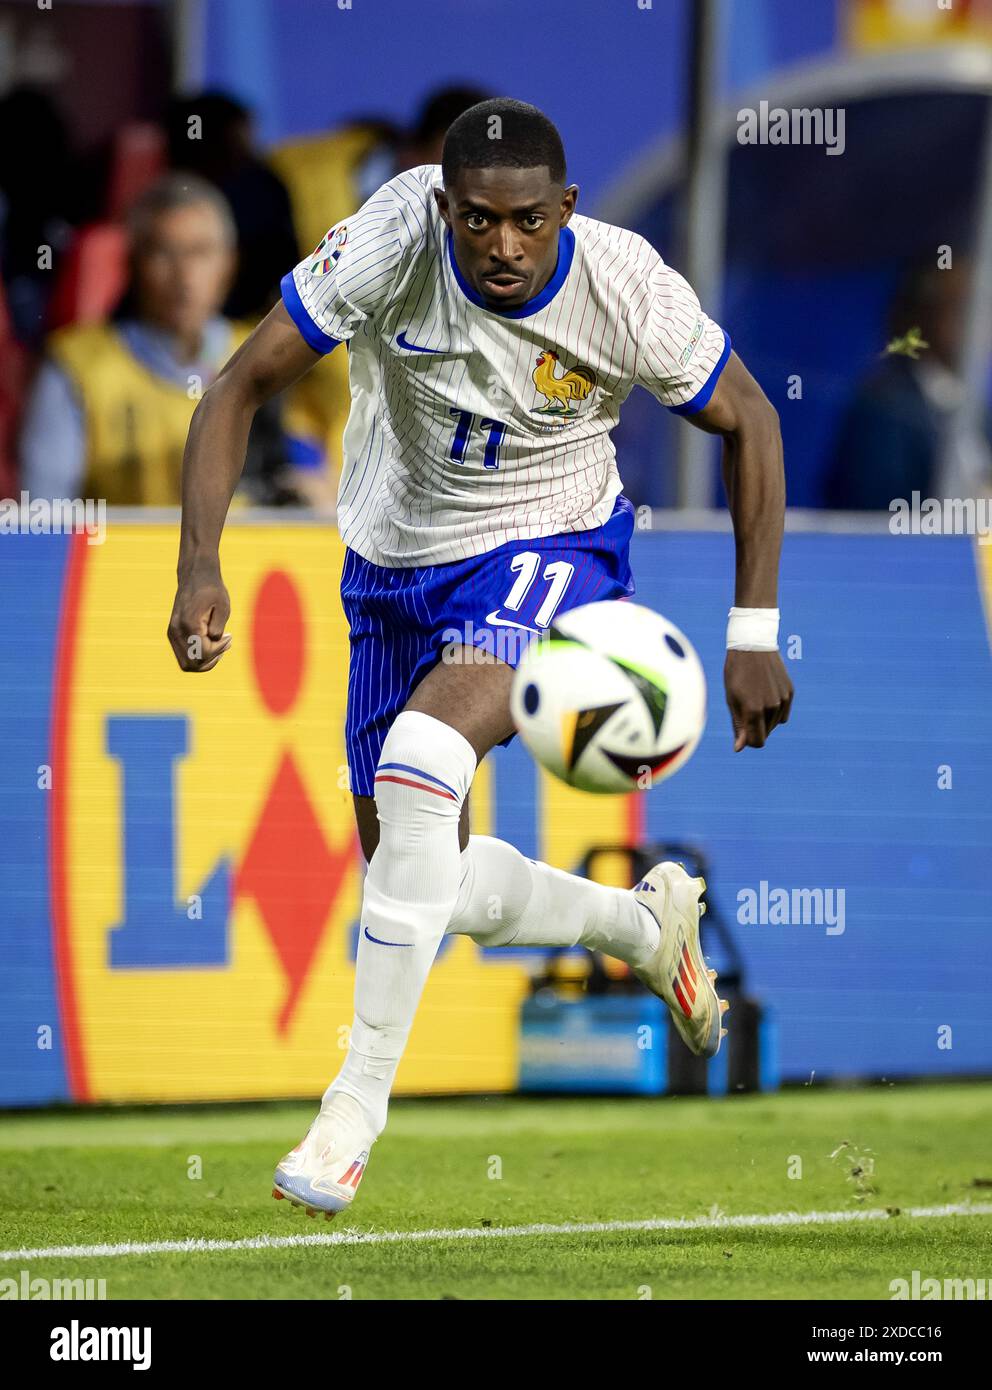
485, 610, 541, 634
396, 331, 443, 353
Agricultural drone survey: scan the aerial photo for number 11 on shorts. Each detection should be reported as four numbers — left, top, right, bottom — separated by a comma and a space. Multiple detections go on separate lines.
504, 552, 575, 626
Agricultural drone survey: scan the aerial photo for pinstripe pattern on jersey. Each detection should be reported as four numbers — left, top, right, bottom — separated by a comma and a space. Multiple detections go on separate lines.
341, 494, 636, 797
286, 165, 730, 567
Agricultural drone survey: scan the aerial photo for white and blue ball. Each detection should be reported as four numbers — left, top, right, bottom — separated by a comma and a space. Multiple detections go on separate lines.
510, 600, 707, 794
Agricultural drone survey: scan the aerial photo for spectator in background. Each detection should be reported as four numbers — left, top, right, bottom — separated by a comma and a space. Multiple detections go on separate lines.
826, 262, 991, 508
0, 87, 80, 346
166, 92, 298, 319
20, 174, 292, 506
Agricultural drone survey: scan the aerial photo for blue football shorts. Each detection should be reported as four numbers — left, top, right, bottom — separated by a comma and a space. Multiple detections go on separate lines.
341, 493, 636, 797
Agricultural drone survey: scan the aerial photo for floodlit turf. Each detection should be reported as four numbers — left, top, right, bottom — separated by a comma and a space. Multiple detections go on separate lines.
2, 1083, 991, 1300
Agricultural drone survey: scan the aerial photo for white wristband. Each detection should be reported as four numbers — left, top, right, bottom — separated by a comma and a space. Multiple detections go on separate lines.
727, 606, 780, 651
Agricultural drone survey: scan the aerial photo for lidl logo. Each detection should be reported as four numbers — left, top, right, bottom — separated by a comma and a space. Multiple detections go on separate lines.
44, 526, 533, 1105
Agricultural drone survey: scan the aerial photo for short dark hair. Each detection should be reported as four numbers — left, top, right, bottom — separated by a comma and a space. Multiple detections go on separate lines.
441, 98, 566, 186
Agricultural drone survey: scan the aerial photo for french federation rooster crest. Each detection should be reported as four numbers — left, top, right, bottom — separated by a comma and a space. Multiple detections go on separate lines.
532, 350, 597, 419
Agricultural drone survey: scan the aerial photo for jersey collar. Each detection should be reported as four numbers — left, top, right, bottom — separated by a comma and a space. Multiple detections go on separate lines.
446, 226, 576, 320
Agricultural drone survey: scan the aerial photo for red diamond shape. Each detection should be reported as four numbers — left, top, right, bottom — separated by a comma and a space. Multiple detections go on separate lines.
235, 751, 356, 1034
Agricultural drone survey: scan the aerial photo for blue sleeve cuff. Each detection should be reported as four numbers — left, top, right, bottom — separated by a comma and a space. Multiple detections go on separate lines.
280, 271, 342, 356
668, 330, 732, 417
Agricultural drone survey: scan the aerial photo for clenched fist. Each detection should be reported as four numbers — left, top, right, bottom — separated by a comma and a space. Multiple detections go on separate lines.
168, 563, 233, 673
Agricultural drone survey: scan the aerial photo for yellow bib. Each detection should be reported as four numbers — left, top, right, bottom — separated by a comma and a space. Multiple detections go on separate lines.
49, 321, 248, 505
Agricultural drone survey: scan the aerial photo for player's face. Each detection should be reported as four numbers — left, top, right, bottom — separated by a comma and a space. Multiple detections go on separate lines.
132, 203, 234, 342
437, 167, 578, 310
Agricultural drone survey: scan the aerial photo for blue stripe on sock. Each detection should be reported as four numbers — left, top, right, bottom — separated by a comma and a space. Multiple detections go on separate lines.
376, 761, 458, 798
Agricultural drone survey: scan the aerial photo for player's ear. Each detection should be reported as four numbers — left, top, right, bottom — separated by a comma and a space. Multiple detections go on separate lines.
560, 184, 579, 225
434, 187, 451, 226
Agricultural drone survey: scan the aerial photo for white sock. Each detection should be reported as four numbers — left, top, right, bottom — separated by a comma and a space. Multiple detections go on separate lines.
445, 835, 660, 967
324, 711, 476, 1136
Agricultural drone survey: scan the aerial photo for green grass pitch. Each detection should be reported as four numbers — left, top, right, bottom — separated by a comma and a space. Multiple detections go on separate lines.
2, 1082, 990, 1300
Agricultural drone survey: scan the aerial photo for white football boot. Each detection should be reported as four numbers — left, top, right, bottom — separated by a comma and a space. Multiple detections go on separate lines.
272, 1092, 376, 1219
631, 861, 729, 1059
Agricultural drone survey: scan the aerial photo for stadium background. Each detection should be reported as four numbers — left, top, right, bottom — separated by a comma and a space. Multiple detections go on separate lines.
2, 0, 991, 1109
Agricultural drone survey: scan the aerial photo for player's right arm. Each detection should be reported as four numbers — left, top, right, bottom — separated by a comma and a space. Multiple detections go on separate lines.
169, 169, 425, 673
168, 303, 320, 672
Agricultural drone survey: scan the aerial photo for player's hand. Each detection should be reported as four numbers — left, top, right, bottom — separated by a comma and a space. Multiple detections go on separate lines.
724, 649, 793, 750
168, 564, 233, 672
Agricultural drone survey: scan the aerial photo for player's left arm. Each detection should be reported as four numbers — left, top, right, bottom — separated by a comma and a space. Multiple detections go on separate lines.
686, 350, 794, 750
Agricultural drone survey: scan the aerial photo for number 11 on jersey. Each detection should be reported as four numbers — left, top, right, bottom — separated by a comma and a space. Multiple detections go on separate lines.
448, 409, 507, 470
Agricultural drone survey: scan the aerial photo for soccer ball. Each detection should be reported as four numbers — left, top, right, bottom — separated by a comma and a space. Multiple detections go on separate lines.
510, 600, 706, 794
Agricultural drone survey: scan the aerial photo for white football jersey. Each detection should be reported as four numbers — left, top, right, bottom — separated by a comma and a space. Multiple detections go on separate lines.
283, 164, 730, 567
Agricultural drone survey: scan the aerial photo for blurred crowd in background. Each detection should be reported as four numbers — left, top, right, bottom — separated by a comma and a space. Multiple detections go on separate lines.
1, 0, 990, 515
0, 80, 494, 511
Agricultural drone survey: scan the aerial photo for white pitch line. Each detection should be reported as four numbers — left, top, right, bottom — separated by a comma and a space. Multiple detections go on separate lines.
3, 1202, 991, 1264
